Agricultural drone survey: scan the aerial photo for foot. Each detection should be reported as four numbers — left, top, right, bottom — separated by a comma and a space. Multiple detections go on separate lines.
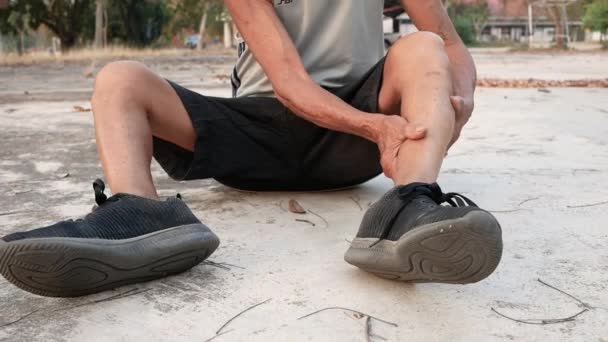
0, 179, 219, 297
344, 183, 502, 284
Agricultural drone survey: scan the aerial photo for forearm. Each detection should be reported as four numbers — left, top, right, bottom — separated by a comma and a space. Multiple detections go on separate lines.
225, 0, 381, 144
445, 42, 477, 98
275, 75, 381, 143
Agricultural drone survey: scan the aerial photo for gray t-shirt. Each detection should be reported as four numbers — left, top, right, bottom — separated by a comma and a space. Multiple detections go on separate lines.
232, 0, 385, 98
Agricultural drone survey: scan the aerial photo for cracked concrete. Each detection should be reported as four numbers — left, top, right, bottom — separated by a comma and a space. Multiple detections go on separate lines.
0, 51, 607, 341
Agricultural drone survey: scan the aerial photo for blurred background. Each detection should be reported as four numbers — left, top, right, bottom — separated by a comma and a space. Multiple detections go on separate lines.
0, 0, 606, 58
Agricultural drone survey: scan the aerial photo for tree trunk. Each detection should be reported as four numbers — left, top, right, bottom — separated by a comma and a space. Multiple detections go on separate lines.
94, 0, 105, 48
197, 2, 210, 51
59, 32, 77, 51
18, 30, 24, 56
473, 21, 487, 42
548, 5, 566, 49
103, 6, 108, 46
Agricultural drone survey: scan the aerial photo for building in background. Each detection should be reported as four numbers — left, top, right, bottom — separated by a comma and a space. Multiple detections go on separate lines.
384, 0, 600, 46
476, 0, 585, 44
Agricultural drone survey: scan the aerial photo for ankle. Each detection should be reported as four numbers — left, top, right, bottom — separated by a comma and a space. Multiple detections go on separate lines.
392, 173, 437, 186
109, 185, 159, 200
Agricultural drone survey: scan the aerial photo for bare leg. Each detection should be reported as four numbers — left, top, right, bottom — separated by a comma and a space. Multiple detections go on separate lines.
91, 61, 196, 199
378, 32, 456, 185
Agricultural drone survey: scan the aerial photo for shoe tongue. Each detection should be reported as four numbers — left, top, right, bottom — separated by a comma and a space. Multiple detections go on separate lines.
106, 193, 131, 201
397, 182, 444, 205
396, 182, 431, 195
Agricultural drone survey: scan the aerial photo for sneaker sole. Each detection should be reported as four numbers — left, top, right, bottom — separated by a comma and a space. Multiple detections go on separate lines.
344, 211, 502, 284
0, 224, 219, 297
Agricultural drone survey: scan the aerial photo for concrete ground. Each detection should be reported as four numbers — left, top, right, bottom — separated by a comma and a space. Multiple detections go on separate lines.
0, 51, 607, 341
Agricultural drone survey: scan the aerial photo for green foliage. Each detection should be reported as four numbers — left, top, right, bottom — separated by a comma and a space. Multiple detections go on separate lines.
165, 0, 204, 37
446, 1, 488, 45
0, 0, 228, 49
0, 0, 94, 49
451, 15, 476, 45
0, 1, 43, 35
583, 0, 608, 34
106, 0, 171, 46
164, 0, 225, 42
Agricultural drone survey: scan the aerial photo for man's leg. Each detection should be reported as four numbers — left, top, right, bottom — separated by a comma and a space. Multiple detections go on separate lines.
377, 31, 455, 184
345, 32, 502, 284
91, 61, 197, 199
0, 61, 220, 297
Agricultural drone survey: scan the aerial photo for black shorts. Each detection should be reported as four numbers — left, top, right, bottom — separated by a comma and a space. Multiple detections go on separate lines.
152, 58, 386, 192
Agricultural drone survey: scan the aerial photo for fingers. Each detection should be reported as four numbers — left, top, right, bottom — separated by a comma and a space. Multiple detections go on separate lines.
450, 96, 464, 114
403, 123, 427, 140
380, 155, 394, 179
383, 165, 393, 179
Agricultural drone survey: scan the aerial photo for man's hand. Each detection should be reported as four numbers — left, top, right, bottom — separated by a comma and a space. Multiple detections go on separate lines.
374, 115, 427, 179
448, 95, 474, 150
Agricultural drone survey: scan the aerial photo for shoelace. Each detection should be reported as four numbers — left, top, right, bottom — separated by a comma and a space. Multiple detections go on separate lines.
397, 183, 479, 208
65, 179, 113, 223
93, 178, 108, 206
66, 179, 182, 223
374, 183, 478, 243
93, 178, 183, 204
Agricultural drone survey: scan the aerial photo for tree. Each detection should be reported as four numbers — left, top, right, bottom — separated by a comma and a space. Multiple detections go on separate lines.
0, 0, 94, 50
546, 5, 568, 49
446, 1, 488, 45
94, 0, 106, 48
1, 2, 36, 53
464, 1, 489, 42
6, 6, 31, 54
196, 1, 210, 50
583, 0, 608, 39
106, 0, 170, 46
196, 0, 223, 50
163, 0, 224, 47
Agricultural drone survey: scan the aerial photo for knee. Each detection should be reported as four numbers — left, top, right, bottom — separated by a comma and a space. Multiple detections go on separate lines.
389, 31, 449, 69
91, 61, 150, 111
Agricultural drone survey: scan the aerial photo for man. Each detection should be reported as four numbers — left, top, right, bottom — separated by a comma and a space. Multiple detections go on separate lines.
0, 0, 502, 297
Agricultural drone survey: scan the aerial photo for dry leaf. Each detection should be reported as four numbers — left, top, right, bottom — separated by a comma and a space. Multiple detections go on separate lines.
288, 199, 306, 214
352, 312, 365, 319
214, 74, 230, 81
84, 71, 94, 78
73, 105, 91, 112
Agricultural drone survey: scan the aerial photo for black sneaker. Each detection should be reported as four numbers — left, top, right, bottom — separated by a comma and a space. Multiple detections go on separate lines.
0, 179, 219, 297
344, 183, 502, 284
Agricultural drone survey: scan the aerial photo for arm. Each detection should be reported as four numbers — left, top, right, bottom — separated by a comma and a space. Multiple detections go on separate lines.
224, 0, 425, 144
402, 0, 477, 145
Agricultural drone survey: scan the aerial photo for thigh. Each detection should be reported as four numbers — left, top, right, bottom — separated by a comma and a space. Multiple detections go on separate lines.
146, 76, 198, 153
289, 115, 383, 190
287, 58, 388, 190
96, 61, 197, 152
153, 82, 297, 189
